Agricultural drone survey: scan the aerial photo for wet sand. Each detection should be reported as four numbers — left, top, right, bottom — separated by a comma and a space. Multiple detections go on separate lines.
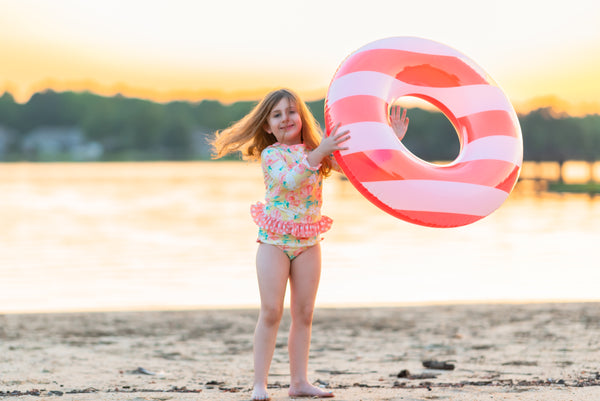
1, 302, 599, 400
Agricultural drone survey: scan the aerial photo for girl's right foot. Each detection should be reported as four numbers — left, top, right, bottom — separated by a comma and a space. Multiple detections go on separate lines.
251, 386, 270, 401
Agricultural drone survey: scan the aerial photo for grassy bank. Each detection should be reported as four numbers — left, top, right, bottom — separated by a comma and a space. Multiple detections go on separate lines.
547, 182, 600, 194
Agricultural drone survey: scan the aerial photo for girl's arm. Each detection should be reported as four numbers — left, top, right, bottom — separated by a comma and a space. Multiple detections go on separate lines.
307, 123, 350, 168
262, 147, 319, 190
307, 112, 406, 175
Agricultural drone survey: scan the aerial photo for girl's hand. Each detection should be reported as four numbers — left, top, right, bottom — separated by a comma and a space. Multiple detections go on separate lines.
390, 105, 409, 140
307, 123, 350, 167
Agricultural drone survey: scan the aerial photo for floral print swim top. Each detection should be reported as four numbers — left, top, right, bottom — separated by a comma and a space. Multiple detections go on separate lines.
251, 142, 333, 238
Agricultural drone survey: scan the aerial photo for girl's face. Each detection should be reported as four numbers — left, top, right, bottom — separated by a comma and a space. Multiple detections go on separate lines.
264, 97, 303, 145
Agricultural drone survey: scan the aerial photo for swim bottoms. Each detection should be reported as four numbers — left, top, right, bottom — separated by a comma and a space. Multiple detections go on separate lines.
257, 228, 319, 260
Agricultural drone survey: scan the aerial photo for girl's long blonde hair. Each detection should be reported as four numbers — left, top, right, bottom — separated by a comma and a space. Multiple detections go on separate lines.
211, 88, 332, 176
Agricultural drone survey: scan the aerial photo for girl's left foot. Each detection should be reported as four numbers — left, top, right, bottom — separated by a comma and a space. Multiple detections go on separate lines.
288, 382, 334, 398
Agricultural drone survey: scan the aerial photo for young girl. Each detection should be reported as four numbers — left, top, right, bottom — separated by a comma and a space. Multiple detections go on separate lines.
212, 88, 408, 400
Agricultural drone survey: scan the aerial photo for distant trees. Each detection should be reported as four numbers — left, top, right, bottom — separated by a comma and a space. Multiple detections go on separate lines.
0, 90, 252, 161
520, 108, 600, 182
398, 107, 460, 162
0, 90, 599, 164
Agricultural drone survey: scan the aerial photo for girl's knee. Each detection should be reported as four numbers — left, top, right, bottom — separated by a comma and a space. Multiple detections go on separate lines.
260, 304, 284, 327
291, 304, 314, 327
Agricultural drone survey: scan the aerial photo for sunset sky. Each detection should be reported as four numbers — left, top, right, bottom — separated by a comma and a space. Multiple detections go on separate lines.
1, 0, 599, 115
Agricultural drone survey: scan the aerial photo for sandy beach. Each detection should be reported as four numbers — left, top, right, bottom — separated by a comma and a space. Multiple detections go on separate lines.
1, 302, 599, 400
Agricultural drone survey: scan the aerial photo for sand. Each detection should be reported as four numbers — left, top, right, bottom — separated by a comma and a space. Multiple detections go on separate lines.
1, 302, 599, 400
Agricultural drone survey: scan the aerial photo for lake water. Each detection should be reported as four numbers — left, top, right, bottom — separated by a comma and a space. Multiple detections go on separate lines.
1, 162, 598, 314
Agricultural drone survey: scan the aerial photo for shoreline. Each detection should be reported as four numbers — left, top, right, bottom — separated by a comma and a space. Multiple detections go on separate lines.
3, 298, 599, 316
2, 302, 599, 400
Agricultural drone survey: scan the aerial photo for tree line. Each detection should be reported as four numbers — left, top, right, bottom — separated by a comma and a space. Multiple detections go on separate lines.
0, 90, 598, 163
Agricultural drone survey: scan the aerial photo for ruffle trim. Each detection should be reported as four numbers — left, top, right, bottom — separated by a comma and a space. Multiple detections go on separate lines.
300, 154, 321, 172
250, 202, 332, 238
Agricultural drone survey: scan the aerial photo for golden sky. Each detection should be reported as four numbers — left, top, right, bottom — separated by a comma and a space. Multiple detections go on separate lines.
1, 0, 599, 115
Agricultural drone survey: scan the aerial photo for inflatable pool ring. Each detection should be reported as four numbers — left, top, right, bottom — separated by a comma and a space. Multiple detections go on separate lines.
325, 37, 523, 228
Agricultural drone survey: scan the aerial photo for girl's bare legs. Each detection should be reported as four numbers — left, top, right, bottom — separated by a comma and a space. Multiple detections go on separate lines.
252, 244, 290, 400
287, 244, 334, 398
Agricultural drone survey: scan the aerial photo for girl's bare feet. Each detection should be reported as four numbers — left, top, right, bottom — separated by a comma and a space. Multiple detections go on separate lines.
251, 386, 270, 401
288, 382, 334, 398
